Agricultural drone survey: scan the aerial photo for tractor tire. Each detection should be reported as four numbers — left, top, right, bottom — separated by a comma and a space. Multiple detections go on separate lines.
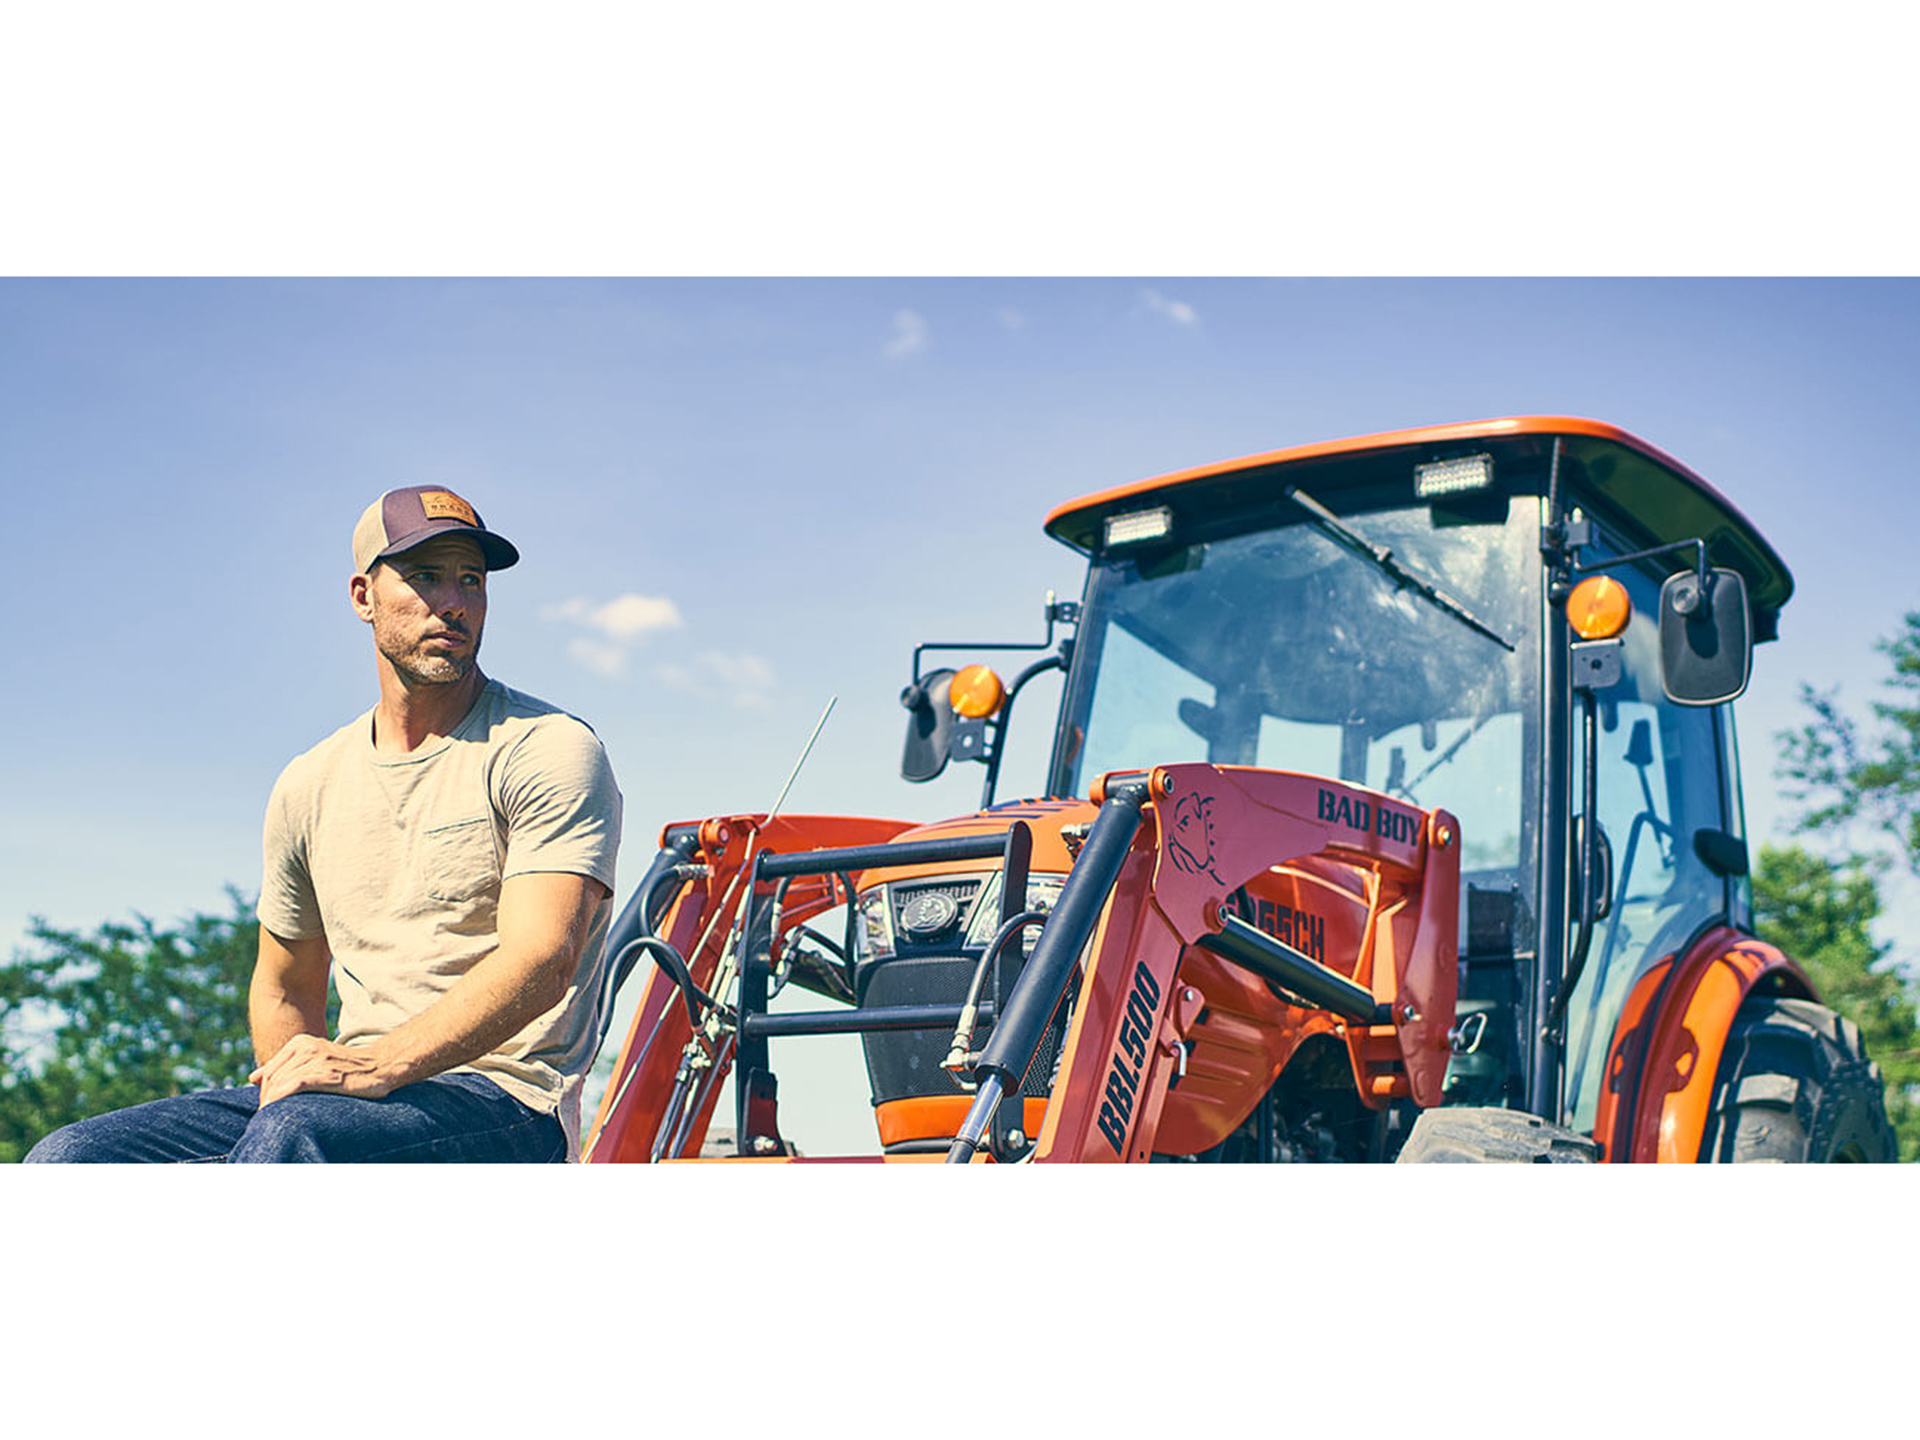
1698, 997, 1896, 1163
1394, 1107, 1598, 1163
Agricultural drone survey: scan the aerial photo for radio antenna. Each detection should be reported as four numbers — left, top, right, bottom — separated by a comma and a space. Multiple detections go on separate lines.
766, 695, 836, 821
583, 696, 839, 1162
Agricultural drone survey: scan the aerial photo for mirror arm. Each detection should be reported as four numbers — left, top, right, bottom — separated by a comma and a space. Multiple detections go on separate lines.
909, 592, 1081, 687
979, 649, 1069, 809
1573, 536, 1709, 592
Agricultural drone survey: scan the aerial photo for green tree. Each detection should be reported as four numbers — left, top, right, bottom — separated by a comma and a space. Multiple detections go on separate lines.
1784, 609, 1920, 874
1767, 609, 1920, 1161
0, 891, 259, 1163
1752, 844, 1920, 1161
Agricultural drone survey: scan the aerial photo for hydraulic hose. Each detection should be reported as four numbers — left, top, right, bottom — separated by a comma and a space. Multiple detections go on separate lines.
942, 909, 1049, 1074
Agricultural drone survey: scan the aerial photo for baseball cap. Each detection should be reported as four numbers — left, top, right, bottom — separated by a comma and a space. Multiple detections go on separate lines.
352, 485, 520, 574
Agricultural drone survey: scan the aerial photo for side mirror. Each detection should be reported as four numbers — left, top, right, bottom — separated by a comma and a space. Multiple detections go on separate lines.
1659, 566, 1751, 706
900, 668, 958, 782
900, 664, 1008, 782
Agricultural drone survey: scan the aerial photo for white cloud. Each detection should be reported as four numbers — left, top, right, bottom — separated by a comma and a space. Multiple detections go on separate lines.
543, 591, 684, 677
542, 592, 683, 641
1140, 288, 1200, 327
654, 650, 777, 708
699, 650, 775, 693
589, 593, 683, 640
996, 307, 1026, 330
567, 637, 627, 678
883, 309, 928, 359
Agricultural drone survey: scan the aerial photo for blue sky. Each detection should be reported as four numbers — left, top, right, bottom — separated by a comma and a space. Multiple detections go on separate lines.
6, 277, 1918, 1150
7, 278, 1917, 925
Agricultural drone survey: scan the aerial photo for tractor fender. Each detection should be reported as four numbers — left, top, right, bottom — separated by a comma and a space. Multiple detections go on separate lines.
1595, 925, 1813, 1163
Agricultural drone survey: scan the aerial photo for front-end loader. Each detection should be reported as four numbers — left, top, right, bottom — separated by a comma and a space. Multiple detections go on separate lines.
582, 416, 1896, 1163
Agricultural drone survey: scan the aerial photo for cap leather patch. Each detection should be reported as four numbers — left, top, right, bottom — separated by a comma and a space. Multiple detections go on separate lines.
420, 490, 478, 526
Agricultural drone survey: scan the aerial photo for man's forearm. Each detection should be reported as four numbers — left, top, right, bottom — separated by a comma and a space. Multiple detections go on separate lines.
249, 976, 328, 1068
363, 942, 573, 1090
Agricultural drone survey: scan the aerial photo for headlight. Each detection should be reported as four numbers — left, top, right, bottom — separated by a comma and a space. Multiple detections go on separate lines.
856, 887, 895, 962
964, 873, 1068, 956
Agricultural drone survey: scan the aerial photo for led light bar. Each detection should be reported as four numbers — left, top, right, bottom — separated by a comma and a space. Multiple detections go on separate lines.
1104, 505, 1173, 549
1414, 453, 1495, 498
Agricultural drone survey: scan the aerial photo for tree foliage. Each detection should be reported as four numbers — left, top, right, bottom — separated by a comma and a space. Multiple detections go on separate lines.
1766, 609, 1920, 1162
0, 891, 259, 1163
1752, 845, 1920, 1161
1784, 610, 1920, 875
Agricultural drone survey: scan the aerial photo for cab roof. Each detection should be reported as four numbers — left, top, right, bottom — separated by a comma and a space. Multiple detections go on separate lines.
1043, 416, 1794, 639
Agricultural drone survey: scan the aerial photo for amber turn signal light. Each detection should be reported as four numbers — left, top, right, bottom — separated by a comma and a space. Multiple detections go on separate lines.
949, 664, 1007, 718
1566, 575, 1632, 640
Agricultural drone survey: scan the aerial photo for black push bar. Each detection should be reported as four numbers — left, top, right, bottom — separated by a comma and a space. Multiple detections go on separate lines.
740, 1001, 997, 1040
757, 831, 1011, 879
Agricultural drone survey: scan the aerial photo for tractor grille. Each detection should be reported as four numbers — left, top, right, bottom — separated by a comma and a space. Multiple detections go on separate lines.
858, 954, 1062, 1104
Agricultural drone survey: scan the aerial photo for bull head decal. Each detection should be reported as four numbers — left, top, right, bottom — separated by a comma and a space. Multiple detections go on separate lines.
1165, 791, 1220, 882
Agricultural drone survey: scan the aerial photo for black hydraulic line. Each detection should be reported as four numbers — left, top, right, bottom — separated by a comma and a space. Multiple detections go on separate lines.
784, 923, 846, 963
945, 908, 1049, 1070
758, 831, 1012, 879
595, 829, 703, 1049
948, 778, 1151, 1163
979, 652, 1068, 809
610, 935, 734, 1031
1197, 913, 1391, 1026
766, 873, 793, 992
603, 829, 702, 993
740, 1001, 999, 1040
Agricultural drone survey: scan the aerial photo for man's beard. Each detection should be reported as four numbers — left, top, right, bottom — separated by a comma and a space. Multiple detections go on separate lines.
373, 609, 481, 687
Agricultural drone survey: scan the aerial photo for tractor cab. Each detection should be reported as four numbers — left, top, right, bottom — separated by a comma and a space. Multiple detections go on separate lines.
901, 417, 1789, 1138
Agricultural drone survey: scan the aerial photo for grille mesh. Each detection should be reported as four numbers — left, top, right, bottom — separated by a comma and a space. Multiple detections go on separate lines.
859, 954, 1062, 1103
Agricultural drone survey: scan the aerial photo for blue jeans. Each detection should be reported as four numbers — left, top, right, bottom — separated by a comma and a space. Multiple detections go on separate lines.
23, 1071, 566, 1163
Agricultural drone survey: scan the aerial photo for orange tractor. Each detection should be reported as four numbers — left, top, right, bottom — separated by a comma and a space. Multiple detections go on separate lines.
584, 416, 1895, 1163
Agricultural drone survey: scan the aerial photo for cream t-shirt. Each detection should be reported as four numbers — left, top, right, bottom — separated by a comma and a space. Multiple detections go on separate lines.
257, 680, 622, 1157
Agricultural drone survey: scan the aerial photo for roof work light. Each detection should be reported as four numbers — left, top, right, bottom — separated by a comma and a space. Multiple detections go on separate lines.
1414, 453, 1495, 498
1103, 505, 1173, 549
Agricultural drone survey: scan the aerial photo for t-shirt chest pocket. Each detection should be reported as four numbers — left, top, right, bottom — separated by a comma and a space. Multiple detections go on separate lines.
421, 815, 501, 903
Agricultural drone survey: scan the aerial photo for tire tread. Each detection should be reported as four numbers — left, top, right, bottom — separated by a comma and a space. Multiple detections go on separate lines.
1700, 996, 1895, 1163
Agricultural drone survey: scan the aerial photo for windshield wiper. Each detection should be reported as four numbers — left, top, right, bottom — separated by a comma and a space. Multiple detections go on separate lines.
1283, 486, 1516, 652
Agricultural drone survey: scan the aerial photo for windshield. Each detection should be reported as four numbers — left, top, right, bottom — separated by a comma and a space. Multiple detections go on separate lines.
1053, 496, 1542, 887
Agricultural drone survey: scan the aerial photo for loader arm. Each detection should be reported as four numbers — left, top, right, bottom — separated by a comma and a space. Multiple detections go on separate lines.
1023, 763, 1459, 1162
